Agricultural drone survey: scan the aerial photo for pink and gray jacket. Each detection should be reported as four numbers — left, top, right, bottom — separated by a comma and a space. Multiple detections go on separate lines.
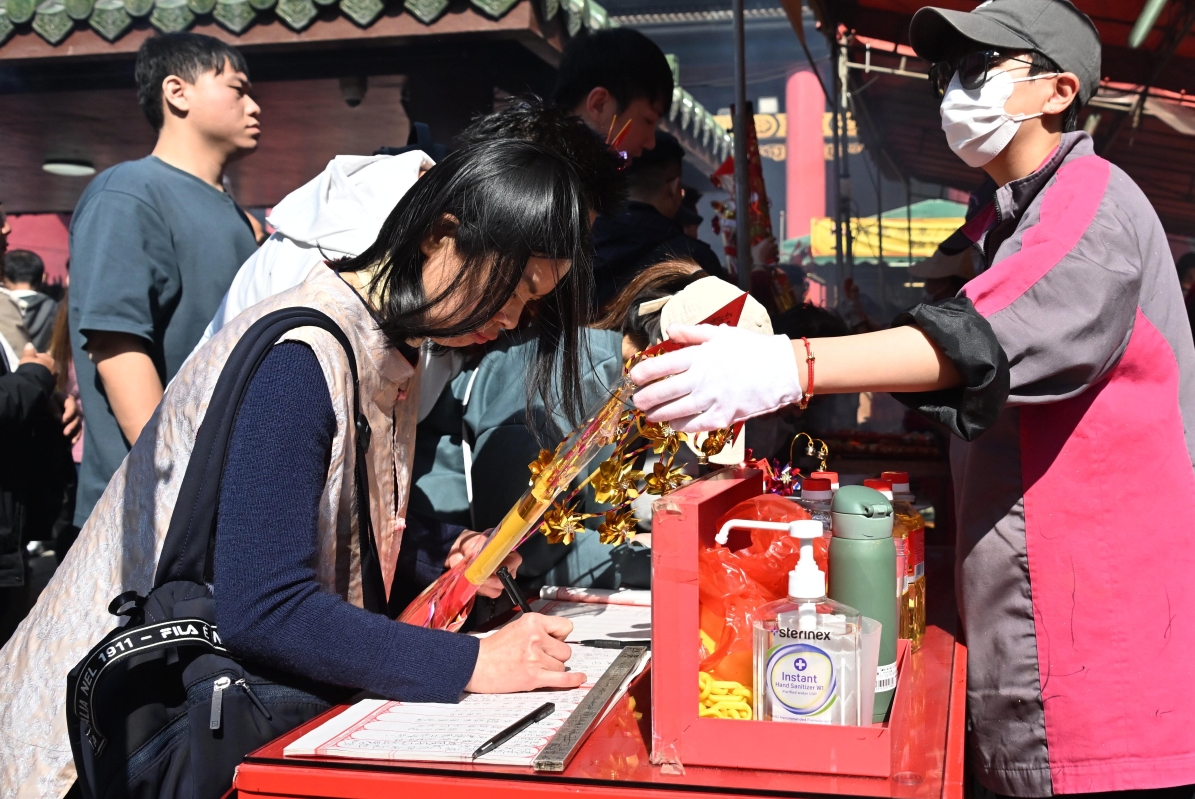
897, 131, 1195, 797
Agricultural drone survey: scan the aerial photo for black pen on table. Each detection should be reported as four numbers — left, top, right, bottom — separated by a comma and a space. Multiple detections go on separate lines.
577, 639, 651, 649
496, 565, 533, 614
471, 701, 556, 760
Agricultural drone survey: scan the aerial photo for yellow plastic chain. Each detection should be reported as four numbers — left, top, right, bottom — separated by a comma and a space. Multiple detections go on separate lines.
698, 671, 753, 719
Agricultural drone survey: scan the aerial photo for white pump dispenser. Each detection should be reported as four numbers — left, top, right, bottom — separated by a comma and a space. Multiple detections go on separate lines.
716, 518, 828, 600
747, 518, 865, 725
788, 519, 827, 600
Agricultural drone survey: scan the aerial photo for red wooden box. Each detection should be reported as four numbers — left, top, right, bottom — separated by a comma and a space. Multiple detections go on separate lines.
651, 467, 912, 778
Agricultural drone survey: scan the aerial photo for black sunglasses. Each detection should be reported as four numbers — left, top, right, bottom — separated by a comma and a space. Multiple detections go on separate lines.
929, 50, 1035, 99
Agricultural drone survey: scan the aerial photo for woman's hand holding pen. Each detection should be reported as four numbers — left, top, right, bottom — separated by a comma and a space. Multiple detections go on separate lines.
445, 528, 522, 599
465, 613, 586, 693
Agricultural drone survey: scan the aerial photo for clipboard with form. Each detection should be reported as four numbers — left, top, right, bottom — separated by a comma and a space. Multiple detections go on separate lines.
284, 643, 649, 767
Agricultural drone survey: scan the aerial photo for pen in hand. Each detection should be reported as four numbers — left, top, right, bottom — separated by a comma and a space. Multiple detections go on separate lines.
497, 565, 533, 614
471, 701, 556, 760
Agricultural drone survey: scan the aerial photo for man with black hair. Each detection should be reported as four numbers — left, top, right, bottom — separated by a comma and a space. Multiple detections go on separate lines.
2, 250, 57, 351
68, 32, 260, 526
553, 27, 674, 159
455, 98, 625, 218
591, 132, 727, 309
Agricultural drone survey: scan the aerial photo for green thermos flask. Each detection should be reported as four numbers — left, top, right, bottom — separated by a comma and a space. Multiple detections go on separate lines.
828, 485, 898, 723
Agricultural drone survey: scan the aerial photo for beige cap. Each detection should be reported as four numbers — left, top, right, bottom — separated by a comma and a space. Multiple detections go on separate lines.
659, 275, 772, 337
656, 276, 769, 459
908, 247, 976, 280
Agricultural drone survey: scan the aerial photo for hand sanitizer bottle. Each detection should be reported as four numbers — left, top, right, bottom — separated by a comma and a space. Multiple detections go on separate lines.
750, 519, 863, 726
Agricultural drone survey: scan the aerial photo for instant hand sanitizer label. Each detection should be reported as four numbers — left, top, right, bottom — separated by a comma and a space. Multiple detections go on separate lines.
766, 638, 838, 724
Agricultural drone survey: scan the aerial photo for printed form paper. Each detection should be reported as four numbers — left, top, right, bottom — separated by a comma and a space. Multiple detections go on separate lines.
532, 599, 652, 643
538, 586, 651, 606
284, 645, 626, 766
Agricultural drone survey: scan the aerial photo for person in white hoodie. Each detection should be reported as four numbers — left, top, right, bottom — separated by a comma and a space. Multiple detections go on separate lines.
195, 149, 435, 350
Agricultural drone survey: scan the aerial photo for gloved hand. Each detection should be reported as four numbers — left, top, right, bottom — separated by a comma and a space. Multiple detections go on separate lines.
629, 324, 803, 433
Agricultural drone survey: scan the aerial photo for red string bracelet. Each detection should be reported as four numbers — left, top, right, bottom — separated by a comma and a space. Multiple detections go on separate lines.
797, 337, 814, 410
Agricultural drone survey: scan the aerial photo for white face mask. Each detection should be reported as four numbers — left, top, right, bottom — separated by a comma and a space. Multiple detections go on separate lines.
939, 69, 1058, 168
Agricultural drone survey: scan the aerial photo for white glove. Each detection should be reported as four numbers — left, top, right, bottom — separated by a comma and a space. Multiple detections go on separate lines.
629, 324, 803, 433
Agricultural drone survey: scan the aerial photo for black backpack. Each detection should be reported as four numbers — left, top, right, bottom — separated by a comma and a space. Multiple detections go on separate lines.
66, 308, 389, 799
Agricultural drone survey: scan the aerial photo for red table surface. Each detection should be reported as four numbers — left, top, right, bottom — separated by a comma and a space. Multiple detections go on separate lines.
235, 547, 966, 799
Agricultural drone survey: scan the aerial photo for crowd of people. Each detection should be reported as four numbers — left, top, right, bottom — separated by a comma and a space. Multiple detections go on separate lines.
2, 0, 1195, 797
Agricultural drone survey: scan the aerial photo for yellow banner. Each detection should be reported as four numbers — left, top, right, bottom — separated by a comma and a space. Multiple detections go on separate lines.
809, 216, 964, 259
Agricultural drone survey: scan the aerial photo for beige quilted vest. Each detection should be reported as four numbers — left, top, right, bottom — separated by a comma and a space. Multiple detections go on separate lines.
0, 266, 420, 798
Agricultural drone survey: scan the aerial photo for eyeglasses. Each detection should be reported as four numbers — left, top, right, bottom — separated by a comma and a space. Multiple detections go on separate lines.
929, 51, 1035, 99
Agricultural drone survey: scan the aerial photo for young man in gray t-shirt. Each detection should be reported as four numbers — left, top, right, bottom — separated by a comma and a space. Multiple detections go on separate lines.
69, 33, 261, 526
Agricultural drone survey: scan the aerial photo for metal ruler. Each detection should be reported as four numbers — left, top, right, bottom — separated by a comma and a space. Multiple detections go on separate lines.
532, 645, 647, 772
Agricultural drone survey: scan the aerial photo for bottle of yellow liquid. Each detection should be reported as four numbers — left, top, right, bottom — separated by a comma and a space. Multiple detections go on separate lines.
882, 471, 926, 651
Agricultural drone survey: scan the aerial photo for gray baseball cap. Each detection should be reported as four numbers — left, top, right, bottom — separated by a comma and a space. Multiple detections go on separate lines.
909, 0, 1101, 103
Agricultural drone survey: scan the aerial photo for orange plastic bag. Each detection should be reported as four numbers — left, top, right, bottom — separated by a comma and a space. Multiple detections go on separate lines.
698, 496, 827, 685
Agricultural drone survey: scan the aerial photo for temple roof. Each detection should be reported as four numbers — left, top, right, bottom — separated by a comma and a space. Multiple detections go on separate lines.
0, 0, 733, 211
0, 0, 731, 168
0, 0, 608, 46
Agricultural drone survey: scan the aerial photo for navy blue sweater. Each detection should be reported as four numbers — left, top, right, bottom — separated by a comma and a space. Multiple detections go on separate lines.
213, 342, 479, 702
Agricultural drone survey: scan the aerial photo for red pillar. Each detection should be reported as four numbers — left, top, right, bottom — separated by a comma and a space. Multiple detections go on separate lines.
785, 69, 825, 241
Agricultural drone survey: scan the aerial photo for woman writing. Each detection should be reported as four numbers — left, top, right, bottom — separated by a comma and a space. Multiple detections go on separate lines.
0, 140, 594, 795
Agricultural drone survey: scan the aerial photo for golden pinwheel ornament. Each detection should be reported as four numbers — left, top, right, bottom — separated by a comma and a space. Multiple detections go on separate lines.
639, 420, 687, 456
644, 460, 691, 495
540, 503, 588, 546
700, 427, 733, 460
598, 507, 638, 546
528, 448, 556, 486
591, 458, 644, 506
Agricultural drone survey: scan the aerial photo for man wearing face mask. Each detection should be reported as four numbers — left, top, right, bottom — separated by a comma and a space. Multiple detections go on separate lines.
628, 1, 1195, 796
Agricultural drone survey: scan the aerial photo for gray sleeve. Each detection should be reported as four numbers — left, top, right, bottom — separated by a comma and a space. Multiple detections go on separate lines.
71, 190, 176, 347
975, 202, 1141, 407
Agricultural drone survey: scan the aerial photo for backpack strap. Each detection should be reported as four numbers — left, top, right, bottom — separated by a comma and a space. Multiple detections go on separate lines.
153, 308, 388, 615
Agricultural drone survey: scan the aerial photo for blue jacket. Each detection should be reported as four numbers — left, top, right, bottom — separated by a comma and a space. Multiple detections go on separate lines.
410, 328, 638, 590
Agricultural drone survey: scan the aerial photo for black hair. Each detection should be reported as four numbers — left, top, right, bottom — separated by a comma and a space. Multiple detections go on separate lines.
552, 28, 674, 116
624, 131, 684, 197
456, 97, 626, 217
1029, 51, 1081, 133
336, 139, 593, 423
135, 33, 249, 131
592, 260, 704, 350
3, 249, 44, 287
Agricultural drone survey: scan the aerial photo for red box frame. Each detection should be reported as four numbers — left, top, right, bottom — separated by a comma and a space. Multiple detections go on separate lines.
651, 467, 911, 778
